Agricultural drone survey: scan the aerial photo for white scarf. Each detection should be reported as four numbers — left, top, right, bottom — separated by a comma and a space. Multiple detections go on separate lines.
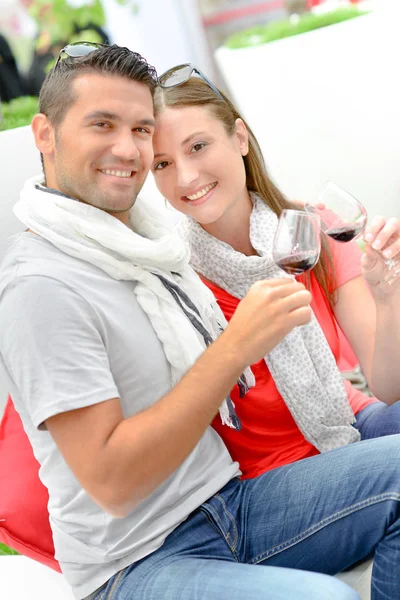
178, 194, 360, 453
14, 175, 254, 429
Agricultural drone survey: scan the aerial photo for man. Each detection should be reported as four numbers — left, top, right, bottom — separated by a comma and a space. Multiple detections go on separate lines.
0, 42, 397, 600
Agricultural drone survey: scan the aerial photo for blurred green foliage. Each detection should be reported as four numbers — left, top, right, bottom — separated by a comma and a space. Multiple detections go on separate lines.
29, 0, 105, 48
0, 96, 39, 132
224, 6, 369, 49
0, 542, 19, 556
0, 1, 141, 131
28, 0, 140, 49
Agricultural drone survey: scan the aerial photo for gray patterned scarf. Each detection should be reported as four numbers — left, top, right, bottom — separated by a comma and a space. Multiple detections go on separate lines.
178, 193, 360, 452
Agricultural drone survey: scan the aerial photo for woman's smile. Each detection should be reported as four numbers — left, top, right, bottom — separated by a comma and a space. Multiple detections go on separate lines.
182, 182, 218, 205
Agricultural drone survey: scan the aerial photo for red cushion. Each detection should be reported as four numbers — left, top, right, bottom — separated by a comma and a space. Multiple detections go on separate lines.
0, 395, 61, 572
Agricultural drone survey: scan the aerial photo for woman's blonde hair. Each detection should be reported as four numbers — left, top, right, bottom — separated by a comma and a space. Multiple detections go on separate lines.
154, 78, 336, 306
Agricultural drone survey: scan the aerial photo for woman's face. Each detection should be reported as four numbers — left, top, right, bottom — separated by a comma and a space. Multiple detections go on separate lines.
152, 105, 250, 226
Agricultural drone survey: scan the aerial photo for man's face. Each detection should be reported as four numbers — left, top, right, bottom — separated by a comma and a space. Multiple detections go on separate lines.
44, 73, 155, 225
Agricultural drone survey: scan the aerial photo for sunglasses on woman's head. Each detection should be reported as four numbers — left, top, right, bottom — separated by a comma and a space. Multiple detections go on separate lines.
53, 41, 108, 71
158, 63, 225, 101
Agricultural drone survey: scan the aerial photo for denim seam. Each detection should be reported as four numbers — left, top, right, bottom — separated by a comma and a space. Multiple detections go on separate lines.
214, 492, 239, 551
249, 492, 400, 565
200, 504, 239, 560
104, 567, 128, 600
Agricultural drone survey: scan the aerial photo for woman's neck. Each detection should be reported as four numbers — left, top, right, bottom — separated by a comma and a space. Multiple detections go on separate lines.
201, 190, 258, 257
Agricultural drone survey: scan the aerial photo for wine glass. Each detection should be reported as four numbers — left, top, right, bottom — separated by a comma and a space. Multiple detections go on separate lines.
272, 210, 321, 276
305, 181, 367, 243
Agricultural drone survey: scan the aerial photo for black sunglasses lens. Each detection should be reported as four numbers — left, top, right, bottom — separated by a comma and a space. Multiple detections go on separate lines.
160, 65, 192, 88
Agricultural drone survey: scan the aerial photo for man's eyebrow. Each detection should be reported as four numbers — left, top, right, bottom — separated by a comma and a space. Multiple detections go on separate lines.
137, 118, 156, 127
153, 131, 207, 160
84, 111, 120, 121
84, 111, 155, 127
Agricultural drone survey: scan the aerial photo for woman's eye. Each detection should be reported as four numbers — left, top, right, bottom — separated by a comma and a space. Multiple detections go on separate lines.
191, 142, 206, 153
154, 161, 169, 171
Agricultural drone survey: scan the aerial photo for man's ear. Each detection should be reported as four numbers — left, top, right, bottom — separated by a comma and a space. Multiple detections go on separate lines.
31, 113, 55, 157
234, 118, 249, 156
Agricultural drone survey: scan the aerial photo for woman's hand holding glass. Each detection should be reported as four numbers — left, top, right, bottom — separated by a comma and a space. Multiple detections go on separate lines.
362, 215, 400, 295
302, 180, 400, 293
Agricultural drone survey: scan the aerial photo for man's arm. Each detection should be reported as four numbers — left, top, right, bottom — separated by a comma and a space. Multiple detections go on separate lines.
45, 278, 312, 516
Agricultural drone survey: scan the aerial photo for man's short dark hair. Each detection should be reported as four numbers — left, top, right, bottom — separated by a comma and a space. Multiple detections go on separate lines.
39, 44, 157, 127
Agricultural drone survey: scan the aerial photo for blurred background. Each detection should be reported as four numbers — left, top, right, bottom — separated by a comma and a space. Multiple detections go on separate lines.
0, 0, 371, 97
1, 0, 399, 219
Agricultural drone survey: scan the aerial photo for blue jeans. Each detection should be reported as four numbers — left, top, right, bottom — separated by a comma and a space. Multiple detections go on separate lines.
93, 434, 400, 600
355, 399, 400, 438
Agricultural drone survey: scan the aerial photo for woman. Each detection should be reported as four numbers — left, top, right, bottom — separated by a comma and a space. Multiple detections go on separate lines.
152, 66, 400, 479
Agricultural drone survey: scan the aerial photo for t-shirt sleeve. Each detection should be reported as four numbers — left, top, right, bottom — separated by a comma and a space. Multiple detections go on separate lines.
0, 275, 119, 429
329, 238, 363, 290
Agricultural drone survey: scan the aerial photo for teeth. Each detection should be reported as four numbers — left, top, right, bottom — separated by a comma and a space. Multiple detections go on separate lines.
101, 169, 132, 178
186, 182, 216, 201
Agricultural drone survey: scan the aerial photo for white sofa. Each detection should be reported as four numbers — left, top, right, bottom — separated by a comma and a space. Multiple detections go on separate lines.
0, 126, 372, 599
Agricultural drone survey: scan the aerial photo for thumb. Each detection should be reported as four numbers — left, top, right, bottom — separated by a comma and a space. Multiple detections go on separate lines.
361, 244, 379, 271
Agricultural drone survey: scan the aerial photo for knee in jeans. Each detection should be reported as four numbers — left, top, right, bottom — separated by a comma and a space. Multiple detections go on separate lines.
329, 579, 360, 600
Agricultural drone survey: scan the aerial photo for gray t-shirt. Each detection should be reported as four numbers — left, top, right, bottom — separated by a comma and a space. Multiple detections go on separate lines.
0, 233, 239, 599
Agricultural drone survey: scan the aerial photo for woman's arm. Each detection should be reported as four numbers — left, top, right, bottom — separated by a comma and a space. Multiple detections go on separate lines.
333, 216, 400, 404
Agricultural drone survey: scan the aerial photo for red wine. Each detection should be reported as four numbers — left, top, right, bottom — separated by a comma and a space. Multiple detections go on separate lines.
325, 223, 364, 243
276, 252, 319, 275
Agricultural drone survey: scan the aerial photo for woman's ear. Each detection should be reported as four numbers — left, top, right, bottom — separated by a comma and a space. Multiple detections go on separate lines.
31, 113, 55, 157
234, 118, 249, 156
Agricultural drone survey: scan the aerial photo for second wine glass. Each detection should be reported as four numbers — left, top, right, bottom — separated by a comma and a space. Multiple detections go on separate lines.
306, 181, 367, 243
273, 210, 321, 276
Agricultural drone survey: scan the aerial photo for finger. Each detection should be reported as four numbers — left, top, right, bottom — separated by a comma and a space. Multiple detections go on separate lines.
363, 215, 387, 243
254, 278, 293, 290
371, 217, 400, 252
292, 199, 307, 208
382, 238, 400, 260
268, 281, 308, 301
304, 202, 326, 210
263, 278, 294, 288
280, 289, 312, 313
361, 250, 379, 272
249, 279, 292, 297
287, 305, 313, 327
255, 279, 305, 296
385, 266, 400, 286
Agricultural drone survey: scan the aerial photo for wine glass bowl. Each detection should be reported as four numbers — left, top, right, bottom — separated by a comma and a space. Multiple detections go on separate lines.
273, 210, 321, 276
306, 181, 367, 243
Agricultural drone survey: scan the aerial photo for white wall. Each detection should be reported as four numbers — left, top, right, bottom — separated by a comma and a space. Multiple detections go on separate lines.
215, 9, 400, 219
103, 0, 216, 76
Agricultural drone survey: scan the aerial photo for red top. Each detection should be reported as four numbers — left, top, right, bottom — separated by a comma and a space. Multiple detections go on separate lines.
204, 240, 376, 479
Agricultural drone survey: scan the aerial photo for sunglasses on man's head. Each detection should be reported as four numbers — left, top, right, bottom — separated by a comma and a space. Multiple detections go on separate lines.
158, 63, 225, 101
53, 41, 108, 71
